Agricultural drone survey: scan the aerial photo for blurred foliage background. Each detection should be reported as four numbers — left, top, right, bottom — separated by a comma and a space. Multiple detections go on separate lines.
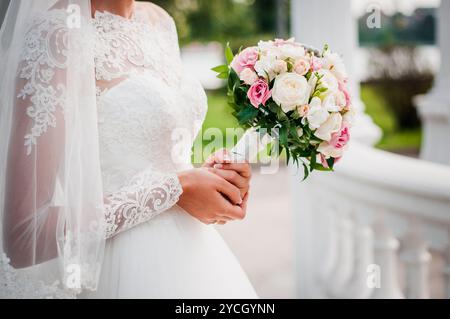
146, 0, 438, 156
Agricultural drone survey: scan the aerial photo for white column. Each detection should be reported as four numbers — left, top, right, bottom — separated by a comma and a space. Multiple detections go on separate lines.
344, 223, 374, 298
415, 1, 450, 165
371, 216, 404, 299
326, 212, 355, 298
291, 0, 381, 146
400, 223, 431, 299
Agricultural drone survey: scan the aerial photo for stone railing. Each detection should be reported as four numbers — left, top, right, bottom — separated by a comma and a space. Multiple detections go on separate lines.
291, 142, 450, 299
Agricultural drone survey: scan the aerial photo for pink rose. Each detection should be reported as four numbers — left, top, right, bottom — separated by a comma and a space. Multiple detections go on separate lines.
338, 81, 351, 109
317, 125, 350, 160
311, 56, 323, 71
330, 125, 350, 149
247, 79, 272, 108
231, 47, 259, 75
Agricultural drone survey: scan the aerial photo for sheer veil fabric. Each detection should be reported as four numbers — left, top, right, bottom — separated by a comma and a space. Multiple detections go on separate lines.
0, 0, 105, 297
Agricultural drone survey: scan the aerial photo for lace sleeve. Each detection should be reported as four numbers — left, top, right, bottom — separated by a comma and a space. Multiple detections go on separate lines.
103, 169, 183, 239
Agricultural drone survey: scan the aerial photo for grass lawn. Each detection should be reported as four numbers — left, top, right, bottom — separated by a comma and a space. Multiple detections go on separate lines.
360, 84, 422, 153
195, 85, 423, 160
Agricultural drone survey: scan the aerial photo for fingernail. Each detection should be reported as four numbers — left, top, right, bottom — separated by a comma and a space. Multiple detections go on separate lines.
223, 155, 231, 162
214, 164, 223, 169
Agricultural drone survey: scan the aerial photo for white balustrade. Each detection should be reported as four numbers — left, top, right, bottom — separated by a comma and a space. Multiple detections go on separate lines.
292, 142, 450, 299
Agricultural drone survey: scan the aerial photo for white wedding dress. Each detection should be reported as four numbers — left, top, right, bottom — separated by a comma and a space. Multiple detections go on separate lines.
0, 3, 257, 299
79, 8, 257, 298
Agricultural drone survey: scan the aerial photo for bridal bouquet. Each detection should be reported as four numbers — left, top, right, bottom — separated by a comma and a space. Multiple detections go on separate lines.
213, 38, 353, 179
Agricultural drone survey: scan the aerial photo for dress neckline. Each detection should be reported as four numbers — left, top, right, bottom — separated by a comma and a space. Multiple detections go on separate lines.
94, 10, 136, 22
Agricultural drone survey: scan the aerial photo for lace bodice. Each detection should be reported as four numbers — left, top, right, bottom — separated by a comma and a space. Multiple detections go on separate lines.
93, 9, 207, 237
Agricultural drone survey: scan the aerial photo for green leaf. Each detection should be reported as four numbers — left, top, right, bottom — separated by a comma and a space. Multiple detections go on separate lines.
312, 163, 333, 172
302, 163, 310, 181
225, 43, 234, 65
237, 106, 259, 124
276, 108, 288, 122
326, 157, 335, 170
279, 125, 288, 146
285, 146, 291, 165
216, 71, 229, 79
291, 109, 300, 120
310, 154, 316, 172
211, 65, 229, 73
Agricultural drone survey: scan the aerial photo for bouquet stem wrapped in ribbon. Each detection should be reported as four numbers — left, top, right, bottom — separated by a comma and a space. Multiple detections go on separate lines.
213, 38, 354, 180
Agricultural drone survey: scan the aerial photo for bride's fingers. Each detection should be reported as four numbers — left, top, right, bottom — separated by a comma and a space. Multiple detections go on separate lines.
214, 162, 252, 178
240, 192, 249, 213
203, 149, 231, 167
223, 203, 246, 221
215, 179, 243, 205
208, 167, 248, 191
218, 215, 233, 221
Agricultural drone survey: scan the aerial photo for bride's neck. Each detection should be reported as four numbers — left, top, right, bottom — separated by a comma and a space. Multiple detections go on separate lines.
91, 0, 136, 19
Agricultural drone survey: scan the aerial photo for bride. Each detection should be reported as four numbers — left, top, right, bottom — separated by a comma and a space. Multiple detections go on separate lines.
0, 0, 257, 298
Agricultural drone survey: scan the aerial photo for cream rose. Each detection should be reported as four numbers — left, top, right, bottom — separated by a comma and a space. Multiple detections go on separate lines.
319, 69, 339, 92
278, 43, 306, 60
272, 73, 311, 113
322, 90, 347, 112
322, 52, 348, 81
314, 113, 342, 141
240, 68, 259, 85
293, 57, 311, 76
306, 97, 328, 129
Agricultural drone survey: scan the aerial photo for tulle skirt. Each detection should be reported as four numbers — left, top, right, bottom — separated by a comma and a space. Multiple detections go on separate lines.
81, 206, 258, 299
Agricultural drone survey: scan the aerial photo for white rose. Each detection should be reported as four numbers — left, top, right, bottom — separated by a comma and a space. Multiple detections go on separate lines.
272, 73, 311, 113
255, 56, 287, 81
278, 43, 306, 60
273, 59, 288, 74
322, 90, 347, 112
305, 97, 328, 129
319, 69, 339, 92
258, 41, 282, 59
314, 112, 342, 141
240, 68, 259, 85
322, 52, 348, 81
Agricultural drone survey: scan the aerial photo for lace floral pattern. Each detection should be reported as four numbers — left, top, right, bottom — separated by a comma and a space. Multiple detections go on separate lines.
104, 171, 182, 238
17, 10, 68, 155
93, 10, 181, 94
0, 254, 75, 299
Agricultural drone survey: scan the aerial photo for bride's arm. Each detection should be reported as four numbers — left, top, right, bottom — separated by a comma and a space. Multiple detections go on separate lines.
102, 169, 182, 239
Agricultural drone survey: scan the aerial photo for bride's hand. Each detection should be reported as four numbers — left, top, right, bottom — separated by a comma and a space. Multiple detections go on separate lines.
203, 149, 252, 198
177, 169, 246, 225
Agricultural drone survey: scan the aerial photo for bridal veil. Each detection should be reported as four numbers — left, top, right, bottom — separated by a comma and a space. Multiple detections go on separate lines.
0, 0, 105, 297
